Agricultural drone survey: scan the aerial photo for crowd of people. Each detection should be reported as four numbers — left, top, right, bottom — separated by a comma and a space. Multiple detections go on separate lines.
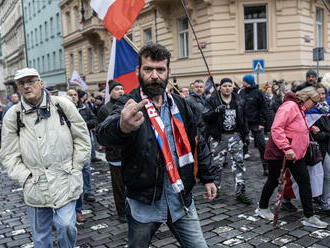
0, 42, 330, 247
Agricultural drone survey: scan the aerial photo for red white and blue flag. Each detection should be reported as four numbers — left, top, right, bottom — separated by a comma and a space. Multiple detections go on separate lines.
105, 38, 139, 102
90, 0, 145, 40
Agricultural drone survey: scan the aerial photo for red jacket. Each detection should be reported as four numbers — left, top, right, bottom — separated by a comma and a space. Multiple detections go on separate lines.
265, 93, 309, 161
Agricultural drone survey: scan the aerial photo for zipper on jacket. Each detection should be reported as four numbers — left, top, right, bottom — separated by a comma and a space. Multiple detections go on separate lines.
152, 154, 160, 204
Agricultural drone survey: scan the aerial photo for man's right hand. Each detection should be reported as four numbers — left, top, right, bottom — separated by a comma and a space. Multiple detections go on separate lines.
120, 99, 148, 134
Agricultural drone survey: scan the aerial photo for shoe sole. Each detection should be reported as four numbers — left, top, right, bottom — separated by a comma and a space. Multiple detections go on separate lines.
301, 220, 327, 229
255, 209, 273, 221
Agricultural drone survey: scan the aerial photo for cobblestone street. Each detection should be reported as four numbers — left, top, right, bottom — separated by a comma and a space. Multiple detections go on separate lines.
1, 148, 330, 248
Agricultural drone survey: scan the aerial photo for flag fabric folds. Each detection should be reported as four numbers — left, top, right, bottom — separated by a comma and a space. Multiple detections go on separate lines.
90, 0, 145, 40
70, 70, 88, 90
105, 38, 139, 102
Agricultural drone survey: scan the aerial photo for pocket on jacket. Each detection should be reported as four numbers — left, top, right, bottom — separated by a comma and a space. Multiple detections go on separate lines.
23, 176, 46, 206
68, 169, 83, 198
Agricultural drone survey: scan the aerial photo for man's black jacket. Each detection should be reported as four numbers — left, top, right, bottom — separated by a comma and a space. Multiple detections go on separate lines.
239, 86, 267, 127
202, 92, 249, 143
97, 88, 214, 206
77, 101, 97, 130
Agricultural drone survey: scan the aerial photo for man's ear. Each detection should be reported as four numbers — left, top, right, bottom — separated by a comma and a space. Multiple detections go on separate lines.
136, 66, 140, 76
40, 80, 44, 87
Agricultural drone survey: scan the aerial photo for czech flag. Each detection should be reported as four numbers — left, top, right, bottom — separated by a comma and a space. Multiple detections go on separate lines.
90, 0, 145, 40
105, 38, 139, 102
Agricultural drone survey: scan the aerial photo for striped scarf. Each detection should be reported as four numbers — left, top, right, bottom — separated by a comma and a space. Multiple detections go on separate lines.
140, 88, 194, 193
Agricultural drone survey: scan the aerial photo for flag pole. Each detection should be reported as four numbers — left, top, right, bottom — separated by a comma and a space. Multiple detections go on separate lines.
179, 0, 223, 104
321, 0, 330, 13
124, 35, 139, 53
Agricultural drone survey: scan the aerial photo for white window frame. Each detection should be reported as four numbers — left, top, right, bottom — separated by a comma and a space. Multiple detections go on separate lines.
143, 28, 152, 45
316, 7, 323, 47
178, 17, 189, 58
243, 5, 268, 52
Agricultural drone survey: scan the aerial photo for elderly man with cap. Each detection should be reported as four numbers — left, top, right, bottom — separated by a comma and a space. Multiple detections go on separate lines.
0, 68, 91, 247
293, 69, 318, 92
203, 78, 252, 204
97, 80, 126, 221
239, 74, 269, 176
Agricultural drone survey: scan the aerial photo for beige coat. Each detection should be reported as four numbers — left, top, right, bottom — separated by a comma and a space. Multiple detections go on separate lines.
0, 94, 91, 209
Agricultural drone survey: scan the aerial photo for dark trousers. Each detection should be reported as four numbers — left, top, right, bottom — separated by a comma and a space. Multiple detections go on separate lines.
259, 159, 314, 218
110, 165, 126, 217
251, 127, 268, 170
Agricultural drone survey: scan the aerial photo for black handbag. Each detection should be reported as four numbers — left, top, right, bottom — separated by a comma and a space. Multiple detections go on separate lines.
305, 133, 323, 166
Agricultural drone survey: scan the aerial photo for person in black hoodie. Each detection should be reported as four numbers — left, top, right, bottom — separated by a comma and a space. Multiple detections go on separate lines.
97, 43, 216, 248
97, 80, 126, 221
203, 78, 251, 204
293, 69, 318, 92
239, 74, 269, 176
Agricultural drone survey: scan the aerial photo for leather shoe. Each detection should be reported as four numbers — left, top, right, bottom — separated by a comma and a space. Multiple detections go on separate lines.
84, 193, 95, 202
76, 213, 87, 223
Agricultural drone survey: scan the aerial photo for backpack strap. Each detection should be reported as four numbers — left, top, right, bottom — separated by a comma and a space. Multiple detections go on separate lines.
16, 111, 25, 136
55, 103, 71, 128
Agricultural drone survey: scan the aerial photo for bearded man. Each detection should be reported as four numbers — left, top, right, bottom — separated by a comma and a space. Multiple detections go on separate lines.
97, 43, 217, 248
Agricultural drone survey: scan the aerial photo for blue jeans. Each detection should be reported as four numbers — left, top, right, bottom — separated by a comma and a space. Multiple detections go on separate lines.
90, 130, 96, 159
126, 203, 208, 248
27, 201, 77, 248
76, 161, 91, 213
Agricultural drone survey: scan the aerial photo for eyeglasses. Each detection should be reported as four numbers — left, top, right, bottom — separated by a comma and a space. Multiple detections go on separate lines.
17, 79, 39, 87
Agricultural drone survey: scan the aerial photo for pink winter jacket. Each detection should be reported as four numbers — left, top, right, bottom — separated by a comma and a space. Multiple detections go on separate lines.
264, 93, 309, 161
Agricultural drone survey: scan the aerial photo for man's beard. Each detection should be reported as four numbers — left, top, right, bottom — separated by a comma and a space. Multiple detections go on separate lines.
139, 75, 168, 98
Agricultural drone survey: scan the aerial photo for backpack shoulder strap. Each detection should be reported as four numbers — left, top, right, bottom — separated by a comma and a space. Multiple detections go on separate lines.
55, 103, 71, 128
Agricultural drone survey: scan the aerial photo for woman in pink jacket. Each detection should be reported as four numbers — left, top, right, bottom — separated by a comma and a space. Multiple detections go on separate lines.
255, 87, 328, 229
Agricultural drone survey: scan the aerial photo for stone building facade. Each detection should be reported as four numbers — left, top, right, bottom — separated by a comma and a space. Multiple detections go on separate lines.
59, 0, 330, 89
0, 0, 27, 82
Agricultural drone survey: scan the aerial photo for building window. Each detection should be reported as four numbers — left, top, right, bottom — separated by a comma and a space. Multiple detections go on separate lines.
178, 17, 189, 58
244, 5, 267, 51
79, 51, 83, 74
70, 53, 74, 75
39, 25, 43, 43
28, 3, 31, 19
59, 49, 63, 69
24, 6, 28, 22
88, 48, 93, 73
45, 21, 48, 40
50, 17, 54, 37
143, 28, 152, 45
35, 28, 38, 46
27, 34, 30, 49
53, 52, 56, 70
56, 13, 61, 35
31, 31, 34, 48
42, 56, 45, 72
33, 59, 36, 68
32, 0, 36, 16
99, 45, 105, 72
66, 12, 72, 34
47, 54, 51, 71
37, 58, 40, 72
316, 7, 323, 47
127, 33, 133, 42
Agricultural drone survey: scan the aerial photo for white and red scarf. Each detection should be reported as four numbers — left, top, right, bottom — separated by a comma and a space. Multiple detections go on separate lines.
140, 88, 194, 193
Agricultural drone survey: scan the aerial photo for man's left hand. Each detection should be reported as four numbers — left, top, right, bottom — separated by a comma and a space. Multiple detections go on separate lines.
203, 183, 217, 201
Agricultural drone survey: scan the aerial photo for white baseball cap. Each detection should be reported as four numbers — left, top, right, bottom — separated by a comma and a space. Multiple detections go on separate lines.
14, 68, 40, 81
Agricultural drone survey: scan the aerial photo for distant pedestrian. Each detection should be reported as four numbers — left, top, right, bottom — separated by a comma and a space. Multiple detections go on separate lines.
2, 92, 19, 118
293, 69, 318, 92
97, 80, 126, 221
0, 68, 91, 247
239, 74, 269, 176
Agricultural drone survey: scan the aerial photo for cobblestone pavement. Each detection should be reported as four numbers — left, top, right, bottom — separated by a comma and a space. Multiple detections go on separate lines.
1, 148, 330, 248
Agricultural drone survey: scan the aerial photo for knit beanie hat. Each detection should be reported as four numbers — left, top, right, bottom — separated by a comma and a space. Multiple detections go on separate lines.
77, 89, 87, 99
108, 80, 123, 93
306, 69, 318, 78
220, 78, 232, 86
243, 74, 255, 86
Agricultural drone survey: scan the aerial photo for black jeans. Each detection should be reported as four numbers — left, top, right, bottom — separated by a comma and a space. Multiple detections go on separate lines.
259, 159, 314, 218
